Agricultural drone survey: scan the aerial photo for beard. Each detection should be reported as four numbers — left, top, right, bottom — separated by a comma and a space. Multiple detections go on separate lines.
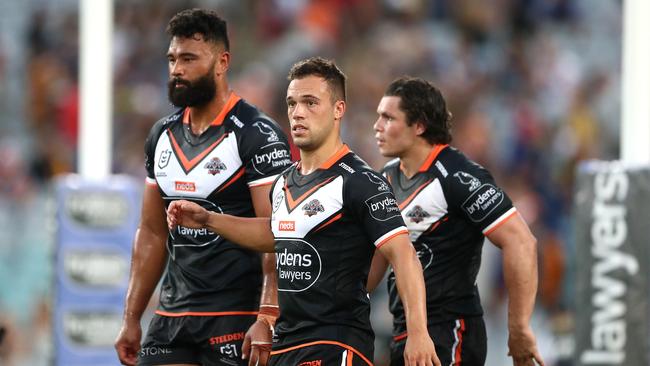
167, 67, 217, 108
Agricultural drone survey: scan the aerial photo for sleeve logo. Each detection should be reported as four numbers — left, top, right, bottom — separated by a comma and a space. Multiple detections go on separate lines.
204, 157, 227, 175
453, 171, 481, 191
365, 192, 401, 221
461, 184, 504, 222
363, 171, 390, 192
253, 121, 280, 142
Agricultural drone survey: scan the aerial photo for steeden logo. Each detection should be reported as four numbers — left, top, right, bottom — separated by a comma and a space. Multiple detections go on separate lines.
175, 181, 196, 192
279, 221, 295, 231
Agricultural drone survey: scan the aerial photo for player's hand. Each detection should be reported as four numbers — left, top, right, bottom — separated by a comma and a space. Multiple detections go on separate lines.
115, 320, 142, 366
242, 319, 273, 366
508, 325, 545, 366
403, 332, 441, 366
166, 200, 209, 230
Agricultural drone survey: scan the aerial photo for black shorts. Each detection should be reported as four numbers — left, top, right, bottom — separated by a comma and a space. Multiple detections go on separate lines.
270, 341, 373, 366
390, 317, 486, 366
138, 314, 256, 366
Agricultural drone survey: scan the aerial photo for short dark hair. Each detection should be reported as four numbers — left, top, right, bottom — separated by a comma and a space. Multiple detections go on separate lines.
287, 57, 347, 102
384, 77, 452, 144
166, 8, 230, 51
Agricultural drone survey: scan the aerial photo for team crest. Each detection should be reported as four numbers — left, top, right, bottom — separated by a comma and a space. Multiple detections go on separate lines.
205, 157, 227, 175
253, 121, 279, 142
453, 171, 481, 191
158, 149, 171, 169
363, 172, 389, 192
302, 199, 324, 217
406, 205, 430, 223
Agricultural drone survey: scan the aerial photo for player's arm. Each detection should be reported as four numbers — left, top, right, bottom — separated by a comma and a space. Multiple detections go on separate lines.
378, 234, 441, 366
167, 199, 275, 252
242, 184, 278, 366
487, 213, 544, 366
115, 183, 169, 366
367, 250, 389, 293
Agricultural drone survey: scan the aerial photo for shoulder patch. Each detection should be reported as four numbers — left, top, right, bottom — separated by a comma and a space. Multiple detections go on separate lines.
453, 171, 481, 191
252, 121, 280, 142
362, 171, 390, 192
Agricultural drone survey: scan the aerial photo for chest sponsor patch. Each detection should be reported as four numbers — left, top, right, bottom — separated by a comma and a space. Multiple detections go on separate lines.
275, 239, 322, 292
365, 192, 401, 221
461, 183, 504, 222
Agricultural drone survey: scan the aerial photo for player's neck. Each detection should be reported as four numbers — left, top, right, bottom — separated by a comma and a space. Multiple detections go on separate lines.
299, 137, 344, 175
400, 141, 436, 179
187, 87, 232, 135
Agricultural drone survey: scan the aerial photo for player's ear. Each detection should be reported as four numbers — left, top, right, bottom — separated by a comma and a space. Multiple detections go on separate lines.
412, 121, 425, 137
215, 49, 230, 75
334, 100, 346, 120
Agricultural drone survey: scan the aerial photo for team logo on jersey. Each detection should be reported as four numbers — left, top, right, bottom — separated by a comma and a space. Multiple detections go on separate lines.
453, 171, 481, 191
363, 171, 389, 192
406, 205, 430, 223
272, 191, 284, 213
204, 157, 227, 175
158, 149, 171, 169
302, 199, 324, 217
253, 121, 279, 142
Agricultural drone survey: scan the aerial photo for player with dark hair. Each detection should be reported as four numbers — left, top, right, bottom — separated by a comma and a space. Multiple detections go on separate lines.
114, 8, 292, 366
368, 76, 544, 366
166, 58, 441, 366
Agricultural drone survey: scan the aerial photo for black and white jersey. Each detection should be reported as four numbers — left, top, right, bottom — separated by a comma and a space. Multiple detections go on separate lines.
144, 93, 292, 315
269, 145, 407, 358
382, 145, 517, 335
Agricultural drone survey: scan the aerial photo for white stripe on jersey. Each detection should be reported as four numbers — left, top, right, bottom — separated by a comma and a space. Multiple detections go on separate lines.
399, 179, 448, 242
449, 319, 462, 366
271, 175, 344, 239
340, 350, 349, 366
154, 131, 243, 198
248, 174, 279, 187
374, 226, 408, 248
482, 207, 517, 234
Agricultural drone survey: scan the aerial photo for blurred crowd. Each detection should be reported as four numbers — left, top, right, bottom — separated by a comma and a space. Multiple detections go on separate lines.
0, 0, 622, 365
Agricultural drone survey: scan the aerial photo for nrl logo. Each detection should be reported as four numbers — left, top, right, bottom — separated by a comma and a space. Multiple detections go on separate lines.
453, 171, 481, 191
302, 199, 324, 217
204, 157, 227, 175
158, 149, 171, 169
406, 205, 430, 223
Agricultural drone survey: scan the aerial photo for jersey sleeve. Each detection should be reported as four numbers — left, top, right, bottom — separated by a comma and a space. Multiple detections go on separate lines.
345, 170, 408, 248
445, 160, 516, 235
239, 118, 293, 187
